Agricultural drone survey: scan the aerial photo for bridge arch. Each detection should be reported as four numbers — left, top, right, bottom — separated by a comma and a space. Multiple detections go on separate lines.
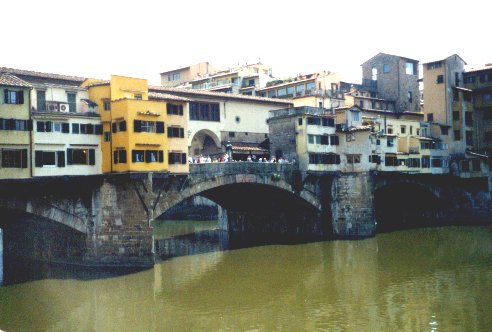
152, 169, 322, 220
189, 129, 222, 157
374, 175, 448, 232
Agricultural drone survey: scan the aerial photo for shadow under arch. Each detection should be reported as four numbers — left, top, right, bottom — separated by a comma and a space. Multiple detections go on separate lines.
374, 182, 448, 233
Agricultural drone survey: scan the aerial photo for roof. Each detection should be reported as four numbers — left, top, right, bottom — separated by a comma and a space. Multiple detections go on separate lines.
230, 142, 268, 154
148, 86, 293, 105
361, 52, 419, 66
0, 73, 31, 88
81, 99, 98, 107
0, 67, 86, 85
148, 92, 191, 102
421, 54, 467, 65
465, 65, 492, 73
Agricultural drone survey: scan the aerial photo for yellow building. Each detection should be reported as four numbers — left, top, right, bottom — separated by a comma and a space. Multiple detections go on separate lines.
85, 75, 188, 174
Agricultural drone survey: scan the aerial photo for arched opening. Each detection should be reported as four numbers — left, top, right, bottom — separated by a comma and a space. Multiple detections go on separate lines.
0, 208, 87, 285
190, 129, 222, 158
153, 182, 325, 262
375, 183, 445, 233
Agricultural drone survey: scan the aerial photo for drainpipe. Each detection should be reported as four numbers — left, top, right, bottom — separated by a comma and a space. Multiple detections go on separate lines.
29, 87, 34, 178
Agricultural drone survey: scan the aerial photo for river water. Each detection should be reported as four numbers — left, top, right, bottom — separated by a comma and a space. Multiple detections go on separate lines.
0, 222, 491, 331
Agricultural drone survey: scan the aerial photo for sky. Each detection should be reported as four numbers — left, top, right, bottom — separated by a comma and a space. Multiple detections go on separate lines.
1, 0, 491, 86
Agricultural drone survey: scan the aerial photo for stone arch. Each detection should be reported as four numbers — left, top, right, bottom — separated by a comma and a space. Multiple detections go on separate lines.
189, 129, 222, 157
152, 173, 321, 221
0, 199, 89, 234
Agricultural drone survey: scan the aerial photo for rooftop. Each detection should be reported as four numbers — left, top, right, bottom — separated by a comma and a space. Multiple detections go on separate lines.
0, 73, 32, 88
149, 86, 292, 105
0, 67, 86, 85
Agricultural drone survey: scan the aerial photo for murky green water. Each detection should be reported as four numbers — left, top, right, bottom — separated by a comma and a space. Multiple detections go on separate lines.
1, 223, 492, 331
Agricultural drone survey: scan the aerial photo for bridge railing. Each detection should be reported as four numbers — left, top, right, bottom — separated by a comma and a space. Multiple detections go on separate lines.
189, 162, 296, 177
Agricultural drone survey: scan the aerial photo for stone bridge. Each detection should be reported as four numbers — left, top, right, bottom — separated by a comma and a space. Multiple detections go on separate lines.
0, 164, 490, 267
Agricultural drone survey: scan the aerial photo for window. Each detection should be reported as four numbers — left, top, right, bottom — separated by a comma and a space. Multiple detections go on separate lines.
307, 117, 321, 125
427, 113, 434, 122
35, 150, 63, 167
329, 135, 339, 145
372, 67, 377, 80
0, 118, 30, 131
37, 90, 46, 111
167, 104, 184, 115
461, 160, 470, 172
407, 91, 412, 103
463, 91, 472, 102
431, 157, 443, 168
104, 132, 111, 142
466, 131, 473, 146
387, 138, 395, 147
298, 118, 302, 125
359, 100, 363, 108
66, 148, 95, 165
483, 94, 492, 102
421, 156, 430, 168
406, 62, 415, 75
465, 112, 473, 126
383, 64, 390, 73
369, 154, 381, 164
248, 79, 255, 87
169, 152, 187, 165
296, 84, 304, 94
441, 127, 449, 135
235, 116, 240, 123
387, 126, 393, 134
346, 154, 361, 164
453, 111, 460, 121
1, 149, 28, 168
67, 92, 76, 112
168, 72, 180, 81
135, 94, 142, 100
453, 90, 460, 102
113, 149, 127, 164
471, 159, 481, 172
103, 101, 111, 111
322, 118, 335, 127
319, 101, 323, 108
406, 158, 421, 168
141, 121, 155, 133
268, 90, 275, 98
37, 121, 52, 132
189, 102, 220, 121
286, 86, 294, 96
427, 62, 442, 70
384, 155, 398, 166
167, 126, 184, 138
352, 111, 360, 122
306, 82, 315, 93
437, 75, 444, 84
229, 132, 235, 138
132, 149, 163, 163
308, 153, 340, 165
454, 130, 460, 141
3, 89, 24, 104
72, 123, 80, 134
277, 88, 286, 96
400, 126, 406, 134
464, 76, 475, 84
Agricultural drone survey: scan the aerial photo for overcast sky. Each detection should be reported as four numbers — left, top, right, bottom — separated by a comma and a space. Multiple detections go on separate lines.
1, 0, 491, 85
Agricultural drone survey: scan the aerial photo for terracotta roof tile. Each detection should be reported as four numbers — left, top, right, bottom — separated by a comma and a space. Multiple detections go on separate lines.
0, 73, 31, 88
148, 92, 190, 102
149, 86, 292, 105
0, 67, 86, 84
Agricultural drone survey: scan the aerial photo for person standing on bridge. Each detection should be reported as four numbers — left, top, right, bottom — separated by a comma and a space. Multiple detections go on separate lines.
225, 141, 233, 162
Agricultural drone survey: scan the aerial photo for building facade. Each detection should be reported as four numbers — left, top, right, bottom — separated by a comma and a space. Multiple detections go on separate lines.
361, 53, 420, 113
0, 73, 32, 179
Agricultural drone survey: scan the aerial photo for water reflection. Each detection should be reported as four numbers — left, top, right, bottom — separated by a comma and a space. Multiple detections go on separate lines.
0, 225, 491, 331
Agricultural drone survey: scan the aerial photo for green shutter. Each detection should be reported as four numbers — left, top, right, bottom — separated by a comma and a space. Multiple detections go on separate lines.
113, 151, 119, 164
62, 123, 70, 133
57, 151, 65, 167
21, 149, 28, 168
35, 151, 43, 167
156, 121, 165, 133
89, 149, 95, 165
158, 150, 164, 163
67, 149, 73, 165
134, 120, 142, 133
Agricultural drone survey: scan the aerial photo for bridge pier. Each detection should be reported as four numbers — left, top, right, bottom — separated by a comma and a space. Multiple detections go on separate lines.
84, 175, 155, 267
331, 172, 376, 238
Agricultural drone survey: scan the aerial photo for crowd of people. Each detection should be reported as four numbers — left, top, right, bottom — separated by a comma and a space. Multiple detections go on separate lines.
188, 154, 294, 164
